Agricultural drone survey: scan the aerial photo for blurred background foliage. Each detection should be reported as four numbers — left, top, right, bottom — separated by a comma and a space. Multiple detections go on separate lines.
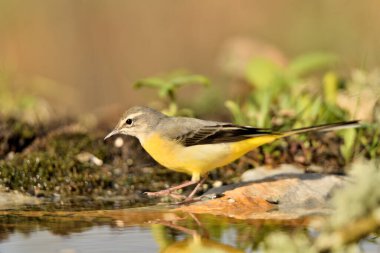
0, 0, 379, 117
134, 71, 210, 116
0, 0, 379, 174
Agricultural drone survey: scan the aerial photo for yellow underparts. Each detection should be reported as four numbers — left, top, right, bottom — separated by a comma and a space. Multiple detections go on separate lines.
141, 133, 282, 182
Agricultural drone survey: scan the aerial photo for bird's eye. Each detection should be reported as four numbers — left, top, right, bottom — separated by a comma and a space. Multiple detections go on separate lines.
125, 118, 133, 125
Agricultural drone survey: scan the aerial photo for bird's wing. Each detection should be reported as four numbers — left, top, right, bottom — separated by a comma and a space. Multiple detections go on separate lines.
160, 117, 274, 147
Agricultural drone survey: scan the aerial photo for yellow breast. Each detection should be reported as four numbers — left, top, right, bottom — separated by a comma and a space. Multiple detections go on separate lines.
141, 133, 189, 173
141, 133, 281, 181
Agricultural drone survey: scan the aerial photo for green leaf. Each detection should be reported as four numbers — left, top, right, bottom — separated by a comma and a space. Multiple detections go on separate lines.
340, 128, 357, 162
133, 78, 168, 89
323, 72, 338, 105
158, 87, 172, 99
134, 71, 210, 115
170, 75, 210, 87
287, 52, 337, 79
257, 92, 271, 127
245, 58, 284, 89
225, 100, 246, 125
304, 96, 322, 121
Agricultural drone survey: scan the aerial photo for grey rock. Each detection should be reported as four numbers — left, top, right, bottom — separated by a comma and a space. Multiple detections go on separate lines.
278, 173, 346, 211
241, 164, 303, 182
0, 189, 40, 209
204, 169, 347, 216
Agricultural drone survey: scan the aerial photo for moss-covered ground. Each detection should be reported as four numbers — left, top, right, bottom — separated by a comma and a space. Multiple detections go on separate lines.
0, 115, 373, 209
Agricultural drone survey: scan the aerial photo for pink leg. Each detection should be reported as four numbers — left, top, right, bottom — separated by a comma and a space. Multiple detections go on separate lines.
183, 176, 208, 202
144, 180, 199, 197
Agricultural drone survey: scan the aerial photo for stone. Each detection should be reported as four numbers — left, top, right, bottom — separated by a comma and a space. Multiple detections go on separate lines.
241, 164, 303, 182
0, 190, 40, 209
177, 171, 346, 220
76, 152, 103, 166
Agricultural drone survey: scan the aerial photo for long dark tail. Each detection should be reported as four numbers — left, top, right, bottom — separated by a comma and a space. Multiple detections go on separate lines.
280, 120, 360, 137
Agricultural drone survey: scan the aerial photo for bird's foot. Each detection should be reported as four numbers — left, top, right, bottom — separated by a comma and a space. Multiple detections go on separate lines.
144, 189, 171, 197
144, 190, 186, 200
144, 176, 209, 203
144, 180, 199, 198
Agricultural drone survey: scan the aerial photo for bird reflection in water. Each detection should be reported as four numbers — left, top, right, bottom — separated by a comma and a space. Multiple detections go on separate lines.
152, 213, 244, 253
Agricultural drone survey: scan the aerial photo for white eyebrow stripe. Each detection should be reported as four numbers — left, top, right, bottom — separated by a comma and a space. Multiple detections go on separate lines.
126, 112, 144, 119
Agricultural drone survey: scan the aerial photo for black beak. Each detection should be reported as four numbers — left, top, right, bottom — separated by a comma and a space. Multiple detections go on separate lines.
104, 129, 119, 140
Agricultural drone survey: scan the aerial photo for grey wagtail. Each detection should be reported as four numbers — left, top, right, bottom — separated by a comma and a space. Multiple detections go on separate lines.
104, 106, 359, 201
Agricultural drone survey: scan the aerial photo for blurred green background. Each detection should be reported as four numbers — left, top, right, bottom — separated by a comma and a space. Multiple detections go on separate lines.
0, 0, 379, 116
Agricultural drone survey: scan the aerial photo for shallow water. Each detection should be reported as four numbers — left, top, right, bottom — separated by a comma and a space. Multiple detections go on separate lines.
0, 207, 299, 253
0, 207, 378, 253
1, 226, 157, 253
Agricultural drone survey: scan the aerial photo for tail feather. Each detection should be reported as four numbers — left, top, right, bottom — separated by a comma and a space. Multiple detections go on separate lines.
280, 120, 361, 137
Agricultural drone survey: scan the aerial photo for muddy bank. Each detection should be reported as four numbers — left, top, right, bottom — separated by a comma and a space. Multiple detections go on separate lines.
0, 117, 182, 208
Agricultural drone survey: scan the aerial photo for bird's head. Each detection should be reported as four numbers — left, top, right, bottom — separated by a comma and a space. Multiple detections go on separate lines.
104, 106, 165, 141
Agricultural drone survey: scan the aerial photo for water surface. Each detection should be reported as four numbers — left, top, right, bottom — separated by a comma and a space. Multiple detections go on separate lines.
0, 208, 378, 253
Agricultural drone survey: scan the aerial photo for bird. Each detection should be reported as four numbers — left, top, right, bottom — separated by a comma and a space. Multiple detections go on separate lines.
104, 106, 359, 202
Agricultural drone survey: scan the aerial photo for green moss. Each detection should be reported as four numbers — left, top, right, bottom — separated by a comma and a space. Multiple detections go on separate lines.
0, 118, 40, 158
0, 122, 193, 207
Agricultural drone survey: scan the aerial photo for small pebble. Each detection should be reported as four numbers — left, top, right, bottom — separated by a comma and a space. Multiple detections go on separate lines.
6, 151, 14, 160
114, 137, 124, 148
228, 198, 236, 203
113, 168, 122, 176
212, 180, 223, 188
76, 152, 103, 166
53, 193, 61, 201
90, 156, 103, 166
127, 159, 134, 166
